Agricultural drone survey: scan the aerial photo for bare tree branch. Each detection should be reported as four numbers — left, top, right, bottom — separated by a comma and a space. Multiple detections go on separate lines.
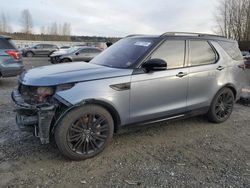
21, 9, 33, 34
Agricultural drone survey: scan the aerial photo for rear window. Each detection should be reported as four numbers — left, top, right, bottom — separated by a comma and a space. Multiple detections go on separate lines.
0, 38, 16, 49
189, 41, 217, 66
218, 41, 243, 60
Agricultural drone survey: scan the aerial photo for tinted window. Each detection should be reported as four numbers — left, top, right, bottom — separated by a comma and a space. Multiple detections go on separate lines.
43, 44, 53, 48
151, 40, 185, 69
78, 49, 88, 54
35, 44, 43, 49
89, 49, 101, 53
0, 38, 15, 49
91, 38, 157, 68
218, 41, 243, 60
189, 41, 217, 66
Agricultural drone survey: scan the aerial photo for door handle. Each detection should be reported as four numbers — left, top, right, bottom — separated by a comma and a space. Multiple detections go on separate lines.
176, 72, 188, 78
217, 66, 225, 71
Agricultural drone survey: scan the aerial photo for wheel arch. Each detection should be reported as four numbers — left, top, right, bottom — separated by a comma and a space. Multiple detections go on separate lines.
60, 57, 72, 62
25, 51, 34, 56
52, 98, 121, 133
83, 99, 121, 133
222, 83, 237, 100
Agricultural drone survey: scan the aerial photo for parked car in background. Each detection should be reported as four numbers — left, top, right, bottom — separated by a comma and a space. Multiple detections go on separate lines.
50, 46, 71, 56
50, 46, 102, 63
241, 51, 250, 57
60, 46, 70, 49
12, 32, 247, 160
242, 51, 250, 69
0, 35, 23, 78
21, 44, 58, 57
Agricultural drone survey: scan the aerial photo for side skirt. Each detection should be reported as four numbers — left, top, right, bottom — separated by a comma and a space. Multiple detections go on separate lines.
119, 107, 209, 131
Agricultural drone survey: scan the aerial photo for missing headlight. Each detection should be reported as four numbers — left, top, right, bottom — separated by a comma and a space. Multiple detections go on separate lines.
56, 83, 75, 92
37, 87, 55, 102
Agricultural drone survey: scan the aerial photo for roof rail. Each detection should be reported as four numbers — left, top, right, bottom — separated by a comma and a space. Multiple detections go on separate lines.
160, 32, 226, 38
126, 34, 145, 37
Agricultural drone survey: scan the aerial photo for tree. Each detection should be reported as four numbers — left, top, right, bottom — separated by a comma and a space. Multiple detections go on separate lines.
62, 22, 71, 36
21, 9, 33, 34
50, 22, 58, 35
215, 0, 250, 41
0, 13, 7, 32
40, 26, 45, 34
0, 13, 12, 33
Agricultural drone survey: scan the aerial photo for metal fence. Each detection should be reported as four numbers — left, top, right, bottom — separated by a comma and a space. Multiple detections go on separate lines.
13, 40, 107, 49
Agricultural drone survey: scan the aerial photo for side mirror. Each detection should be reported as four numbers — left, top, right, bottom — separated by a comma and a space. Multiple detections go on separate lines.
75, 52, 79, 55
142, 59, 167, 72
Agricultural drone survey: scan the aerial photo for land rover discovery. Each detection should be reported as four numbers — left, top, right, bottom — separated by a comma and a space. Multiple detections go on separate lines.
12, 32, 247, 160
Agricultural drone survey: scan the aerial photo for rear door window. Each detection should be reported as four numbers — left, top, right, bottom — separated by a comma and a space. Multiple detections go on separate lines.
0, 38, 16, 49
43, 44, 53, 48
188, 41, 217, 66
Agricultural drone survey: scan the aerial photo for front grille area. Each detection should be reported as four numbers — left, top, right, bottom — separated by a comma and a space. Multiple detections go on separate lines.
19, 84, 40, 105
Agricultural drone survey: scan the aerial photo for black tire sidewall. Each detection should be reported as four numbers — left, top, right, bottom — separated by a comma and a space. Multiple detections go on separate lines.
208, 88, 234, 123
61, 58, 71, 63
55, 104, 114, 160
26, 51, 34, 57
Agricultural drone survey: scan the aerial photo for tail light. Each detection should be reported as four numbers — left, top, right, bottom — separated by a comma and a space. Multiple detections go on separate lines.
238, 64, 246, 70
6, 50, 21, 60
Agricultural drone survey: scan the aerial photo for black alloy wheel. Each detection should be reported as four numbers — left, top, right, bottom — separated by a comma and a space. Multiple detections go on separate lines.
55, 105, 114, 160
207, 88, 234, 123
67, 114, 109, 155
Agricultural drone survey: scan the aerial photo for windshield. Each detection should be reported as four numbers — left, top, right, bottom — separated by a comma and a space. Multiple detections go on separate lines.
66, 46, 80, 53
90, 38, 157, 68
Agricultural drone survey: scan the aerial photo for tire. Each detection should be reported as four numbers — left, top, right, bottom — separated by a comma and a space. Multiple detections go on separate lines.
55, 104, 114, 160
61, 58, 71, 63
207, 88, 234, 123
26, 51, 34, 57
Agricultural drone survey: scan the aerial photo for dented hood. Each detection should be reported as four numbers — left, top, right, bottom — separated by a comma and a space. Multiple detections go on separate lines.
20, 62, 133, 86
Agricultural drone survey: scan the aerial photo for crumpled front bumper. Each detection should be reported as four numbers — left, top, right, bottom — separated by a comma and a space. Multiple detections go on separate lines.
11, 88, 56, 144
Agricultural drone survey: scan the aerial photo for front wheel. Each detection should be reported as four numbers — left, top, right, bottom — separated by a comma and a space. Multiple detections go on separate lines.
207, 88, 234, 123
55, 104, 114, 160
26, 51, 34, 57
61, 58, 71, 63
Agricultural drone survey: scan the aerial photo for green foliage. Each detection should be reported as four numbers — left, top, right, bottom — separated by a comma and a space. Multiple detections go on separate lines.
0, 32, 120, 42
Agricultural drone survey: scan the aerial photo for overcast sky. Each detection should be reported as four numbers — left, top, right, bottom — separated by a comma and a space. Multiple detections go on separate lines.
1, 0, 219, 37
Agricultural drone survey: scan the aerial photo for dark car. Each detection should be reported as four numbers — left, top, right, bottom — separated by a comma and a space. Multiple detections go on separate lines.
22, 44, 58, 57
50, 46, 102, 63
0, 36, 23, 77
242, 51, 250, 69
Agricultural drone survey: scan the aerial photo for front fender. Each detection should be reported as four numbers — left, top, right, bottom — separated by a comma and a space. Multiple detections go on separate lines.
54, 76, 131, 126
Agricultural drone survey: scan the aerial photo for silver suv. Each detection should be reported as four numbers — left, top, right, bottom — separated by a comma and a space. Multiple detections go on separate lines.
12, 32, 247, 160
21, 44, 59, 57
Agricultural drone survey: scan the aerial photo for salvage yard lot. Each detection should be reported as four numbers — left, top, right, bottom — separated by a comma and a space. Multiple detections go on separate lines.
0, 58, 250, 187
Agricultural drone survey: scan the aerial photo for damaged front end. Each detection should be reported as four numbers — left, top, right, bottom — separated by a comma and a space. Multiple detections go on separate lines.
12, 83, 72, 144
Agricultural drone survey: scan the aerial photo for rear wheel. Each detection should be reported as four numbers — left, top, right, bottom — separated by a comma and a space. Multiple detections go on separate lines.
207, 88, 234, 123
55, 104, 114, 160
26, 51, 34, 57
